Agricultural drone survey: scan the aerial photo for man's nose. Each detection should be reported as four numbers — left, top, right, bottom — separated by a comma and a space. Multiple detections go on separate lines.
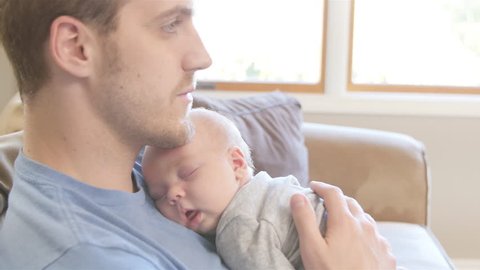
182, 28, 212, 72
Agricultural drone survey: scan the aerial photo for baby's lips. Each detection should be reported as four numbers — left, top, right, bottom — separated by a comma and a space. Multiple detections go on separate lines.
185, 210, 202, 231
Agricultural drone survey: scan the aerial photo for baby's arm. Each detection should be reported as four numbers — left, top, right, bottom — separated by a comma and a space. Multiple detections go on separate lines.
216, 215, 295, 270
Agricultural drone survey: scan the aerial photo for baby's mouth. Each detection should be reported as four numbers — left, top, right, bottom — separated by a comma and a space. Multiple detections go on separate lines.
186, 210, 197, 220
185, 209, 202, 230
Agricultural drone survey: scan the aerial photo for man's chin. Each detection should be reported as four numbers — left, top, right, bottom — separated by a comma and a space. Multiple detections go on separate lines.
148, 134, 188, 149
147, 121, 193, 149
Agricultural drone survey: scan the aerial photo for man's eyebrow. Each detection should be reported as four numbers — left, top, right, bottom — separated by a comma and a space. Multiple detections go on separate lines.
153, 5, 193, 21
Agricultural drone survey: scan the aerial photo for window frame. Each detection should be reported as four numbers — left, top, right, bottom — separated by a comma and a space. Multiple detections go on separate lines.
347, 0, 480, 95
197, 0, 329, 94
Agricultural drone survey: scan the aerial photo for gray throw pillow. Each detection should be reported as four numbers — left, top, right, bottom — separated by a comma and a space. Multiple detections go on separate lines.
193, 91, 309, 186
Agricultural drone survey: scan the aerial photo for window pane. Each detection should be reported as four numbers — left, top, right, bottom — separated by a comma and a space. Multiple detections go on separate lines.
351, 0, 480, 88
193, 0, 325, 84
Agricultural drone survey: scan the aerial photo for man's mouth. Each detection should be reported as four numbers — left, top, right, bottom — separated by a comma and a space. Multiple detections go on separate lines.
177, 87, 194, 102
178, 84, 195, 95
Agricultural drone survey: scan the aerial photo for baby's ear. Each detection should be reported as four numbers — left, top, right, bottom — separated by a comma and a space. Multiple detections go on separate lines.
228, 147, 249, 185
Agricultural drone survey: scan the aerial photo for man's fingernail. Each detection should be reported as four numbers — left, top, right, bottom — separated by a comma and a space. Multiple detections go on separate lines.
292, 195, 306, 208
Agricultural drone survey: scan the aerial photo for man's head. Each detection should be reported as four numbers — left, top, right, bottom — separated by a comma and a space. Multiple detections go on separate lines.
142, 108, 254, 235
0, 0, 125, 99
1, 0, 212, 150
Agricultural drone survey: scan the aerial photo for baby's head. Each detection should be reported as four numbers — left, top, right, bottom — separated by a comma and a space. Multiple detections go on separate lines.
142, 108, 254, 235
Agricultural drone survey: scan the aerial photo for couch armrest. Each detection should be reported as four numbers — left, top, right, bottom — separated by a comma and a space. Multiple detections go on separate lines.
0, 93, 23, 136
302, 122, 429, 225
0, 131, 23, 221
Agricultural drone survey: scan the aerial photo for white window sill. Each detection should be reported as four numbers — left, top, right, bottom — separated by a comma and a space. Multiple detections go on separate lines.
196, 90, 480, 118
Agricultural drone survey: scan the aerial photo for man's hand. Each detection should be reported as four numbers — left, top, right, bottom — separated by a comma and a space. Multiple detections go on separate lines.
290, 181, 397, 270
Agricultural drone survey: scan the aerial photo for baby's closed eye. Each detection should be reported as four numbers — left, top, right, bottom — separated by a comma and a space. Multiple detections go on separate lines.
178, 166, 199, 180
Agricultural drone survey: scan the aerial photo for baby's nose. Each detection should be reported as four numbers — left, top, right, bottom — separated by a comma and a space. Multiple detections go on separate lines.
167, 185, 186, 205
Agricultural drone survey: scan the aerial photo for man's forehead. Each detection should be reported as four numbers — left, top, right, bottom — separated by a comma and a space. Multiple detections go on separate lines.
122, 0, 193, 13
118, 0, 194, 25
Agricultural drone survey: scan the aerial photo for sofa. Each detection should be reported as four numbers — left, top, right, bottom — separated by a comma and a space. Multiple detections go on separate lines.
0, 91, 454, 269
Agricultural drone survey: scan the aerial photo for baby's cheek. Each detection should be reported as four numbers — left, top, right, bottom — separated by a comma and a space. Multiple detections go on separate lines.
155, 201, 170, 217
157, 202, 181, 224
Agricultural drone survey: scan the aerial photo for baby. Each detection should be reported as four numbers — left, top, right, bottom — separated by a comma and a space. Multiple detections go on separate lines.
142, 108, 326, 270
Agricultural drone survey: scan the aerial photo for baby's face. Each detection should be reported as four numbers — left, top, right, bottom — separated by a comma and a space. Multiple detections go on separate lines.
143, 126, 247, 235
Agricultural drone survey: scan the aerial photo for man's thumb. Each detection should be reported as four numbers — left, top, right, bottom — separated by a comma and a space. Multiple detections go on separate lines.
290, 194, 324, 244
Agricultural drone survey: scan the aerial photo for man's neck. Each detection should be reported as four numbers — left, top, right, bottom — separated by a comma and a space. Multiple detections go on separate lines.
22, 89, 141, 193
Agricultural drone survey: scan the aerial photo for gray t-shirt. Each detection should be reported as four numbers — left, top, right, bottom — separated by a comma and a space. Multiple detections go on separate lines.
0, 152, 226, 269
216, 172, 326, 270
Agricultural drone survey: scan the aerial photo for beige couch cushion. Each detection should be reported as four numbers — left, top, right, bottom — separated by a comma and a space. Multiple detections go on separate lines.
303, 122, 429, 225
0, 93, 23, 136
378, 222, 454, 269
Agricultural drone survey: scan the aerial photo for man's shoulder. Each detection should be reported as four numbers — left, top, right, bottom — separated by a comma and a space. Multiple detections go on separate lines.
4, 156, 225, 270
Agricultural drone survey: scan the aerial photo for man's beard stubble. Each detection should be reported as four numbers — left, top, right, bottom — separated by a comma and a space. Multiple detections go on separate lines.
98, 38, 195, 150
145, 116, 195, 150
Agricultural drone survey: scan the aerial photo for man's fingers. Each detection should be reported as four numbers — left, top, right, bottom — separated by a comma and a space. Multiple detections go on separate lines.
290, 194, 326, 269
346, 196, 364, 218
309, 181, 350, 222
364, 213, 376, 224
290, 194, 323, 245
294, 182, 398, 270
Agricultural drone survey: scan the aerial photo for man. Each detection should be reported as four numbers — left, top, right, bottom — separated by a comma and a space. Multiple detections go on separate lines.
0, 0, 396, 269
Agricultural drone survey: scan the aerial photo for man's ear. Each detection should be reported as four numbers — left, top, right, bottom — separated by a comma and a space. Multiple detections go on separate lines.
229, 146, 249, 185
48, 16, 96, 78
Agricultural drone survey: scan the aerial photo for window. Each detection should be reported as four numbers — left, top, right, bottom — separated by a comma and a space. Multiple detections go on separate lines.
349, 0, 480, 94
193, 0, 327, 92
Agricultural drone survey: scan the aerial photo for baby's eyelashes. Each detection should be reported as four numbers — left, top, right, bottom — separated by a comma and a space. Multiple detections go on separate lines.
178, 166, 199, 180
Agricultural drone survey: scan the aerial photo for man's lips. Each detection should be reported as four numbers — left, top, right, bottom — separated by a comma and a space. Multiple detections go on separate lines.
178, 85, 195, 95
177, 87, 194, 102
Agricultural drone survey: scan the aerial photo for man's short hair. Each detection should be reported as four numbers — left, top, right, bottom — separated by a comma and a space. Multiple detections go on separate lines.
0, 0, 126, 99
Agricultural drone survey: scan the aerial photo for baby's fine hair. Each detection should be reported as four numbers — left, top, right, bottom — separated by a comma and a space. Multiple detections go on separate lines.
190, 108, 255, 175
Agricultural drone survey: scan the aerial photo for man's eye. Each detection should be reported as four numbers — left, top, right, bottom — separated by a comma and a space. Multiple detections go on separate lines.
162, 19, 182, 33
